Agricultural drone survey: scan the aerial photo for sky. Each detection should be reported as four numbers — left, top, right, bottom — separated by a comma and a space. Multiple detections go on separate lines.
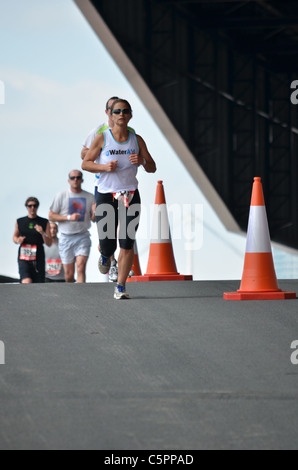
0, 0, 297, 283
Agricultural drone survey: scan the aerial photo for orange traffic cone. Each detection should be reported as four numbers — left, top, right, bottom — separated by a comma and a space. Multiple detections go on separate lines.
224, 177, 296, 300
127, 241, 142, 282
132, 181, 193, 282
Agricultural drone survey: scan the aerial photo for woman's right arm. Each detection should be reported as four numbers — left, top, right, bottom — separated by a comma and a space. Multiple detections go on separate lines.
82, 133, 117, 174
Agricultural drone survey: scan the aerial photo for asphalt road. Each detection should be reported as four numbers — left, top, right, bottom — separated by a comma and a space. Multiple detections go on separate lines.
0, 280, 298, 450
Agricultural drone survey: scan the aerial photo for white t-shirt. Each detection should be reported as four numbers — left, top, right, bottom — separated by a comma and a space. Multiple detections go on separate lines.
95, 129, 139, 193
83, 122, 109, 187
50, 189, 95, 235
83, 122, 108, 149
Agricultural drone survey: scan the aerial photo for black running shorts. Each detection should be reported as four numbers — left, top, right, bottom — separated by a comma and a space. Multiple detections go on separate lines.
18, 259, 46, 283
95, 190, 141, 258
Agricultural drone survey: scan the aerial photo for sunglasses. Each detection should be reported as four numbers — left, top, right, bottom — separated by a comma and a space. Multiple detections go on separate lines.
27, 204, 38, 208
69, 176, 82, 181
111, 109, 131, 115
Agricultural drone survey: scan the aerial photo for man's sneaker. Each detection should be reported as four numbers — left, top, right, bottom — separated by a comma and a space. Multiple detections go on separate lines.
109, 260, 118, 283
114, 283, 131, 300
98, 254, 111, 275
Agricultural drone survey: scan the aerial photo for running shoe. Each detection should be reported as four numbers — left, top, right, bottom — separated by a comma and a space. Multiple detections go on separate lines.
114, 283, 131, 300
109, 260, 118, 283
98, 254, 111, 275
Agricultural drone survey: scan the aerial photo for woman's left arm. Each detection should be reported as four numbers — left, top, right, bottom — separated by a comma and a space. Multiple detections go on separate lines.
130, 136, 157, 173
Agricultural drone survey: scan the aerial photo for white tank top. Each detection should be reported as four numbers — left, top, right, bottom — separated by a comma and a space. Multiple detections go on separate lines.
96, 129, 140, 194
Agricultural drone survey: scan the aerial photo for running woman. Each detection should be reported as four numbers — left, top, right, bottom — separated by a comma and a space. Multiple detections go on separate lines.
81, 96, 136, 283
82, 99, 156, 299
82, 97, 119, 282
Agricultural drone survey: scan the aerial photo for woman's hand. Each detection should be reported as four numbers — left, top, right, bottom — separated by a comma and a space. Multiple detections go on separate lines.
129, 154, 143, 166
105, 160, 118, 172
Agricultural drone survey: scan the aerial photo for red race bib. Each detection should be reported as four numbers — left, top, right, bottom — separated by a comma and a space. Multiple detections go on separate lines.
46, 259, 62, 276
20, 244, 37, 261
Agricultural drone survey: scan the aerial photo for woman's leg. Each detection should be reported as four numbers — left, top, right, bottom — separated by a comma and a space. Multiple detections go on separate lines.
118, 190, 141, 284
117, 248, 135, 284
96, 192, 118, 259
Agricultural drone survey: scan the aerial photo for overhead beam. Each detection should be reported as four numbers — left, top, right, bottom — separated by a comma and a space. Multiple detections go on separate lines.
195, 17, 298, 30
241, 41, 298, 55
154, 0, 256, 4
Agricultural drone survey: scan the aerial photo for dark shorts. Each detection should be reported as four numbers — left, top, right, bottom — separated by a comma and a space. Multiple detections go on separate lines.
95, 190, 141, 258
18, 259, 46, 283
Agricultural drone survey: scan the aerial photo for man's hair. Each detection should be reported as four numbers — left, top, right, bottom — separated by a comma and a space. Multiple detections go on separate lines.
68, 170, 83, 179
25, 197, 40, 208
106, 96, 119, 110
110, 99, 133, 114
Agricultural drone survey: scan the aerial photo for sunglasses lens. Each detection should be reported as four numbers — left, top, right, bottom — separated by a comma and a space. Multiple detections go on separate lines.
112, 109, 131, 115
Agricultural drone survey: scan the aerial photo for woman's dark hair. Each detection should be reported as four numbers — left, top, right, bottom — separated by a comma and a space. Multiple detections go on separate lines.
111, 99, 133, 114
25, 197, 40, 208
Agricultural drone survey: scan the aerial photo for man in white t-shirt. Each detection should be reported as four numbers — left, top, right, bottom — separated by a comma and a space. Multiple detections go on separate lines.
81, 96, 119, 162
49, 170, 95, 283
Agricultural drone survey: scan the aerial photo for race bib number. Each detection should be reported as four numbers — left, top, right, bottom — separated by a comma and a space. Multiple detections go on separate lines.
20, 244, 37, 261
46, 259, 62, 276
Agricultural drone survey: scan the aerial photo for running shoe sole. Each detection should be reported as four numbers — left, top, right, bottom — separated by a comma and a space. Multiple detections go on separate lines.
114, 291, 131, 300
114, 287, 130, 300
98, 255, 111, 275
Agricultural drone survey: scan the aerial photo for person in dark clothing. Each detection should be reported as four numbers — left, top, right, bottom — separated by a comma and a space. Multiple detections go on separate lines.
13, 197, 52, 284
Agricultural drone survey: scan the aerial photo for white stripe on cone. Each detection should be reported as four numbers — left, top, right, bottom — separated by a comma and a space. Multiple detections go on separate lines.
150, 204, 172, 244
246, 206, 272, 254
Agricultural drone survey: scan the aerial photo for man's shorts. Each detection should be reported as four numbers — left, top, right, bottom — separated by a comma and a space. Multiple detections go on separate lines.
59, 232, 91, 265
18, 259, 45, 283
